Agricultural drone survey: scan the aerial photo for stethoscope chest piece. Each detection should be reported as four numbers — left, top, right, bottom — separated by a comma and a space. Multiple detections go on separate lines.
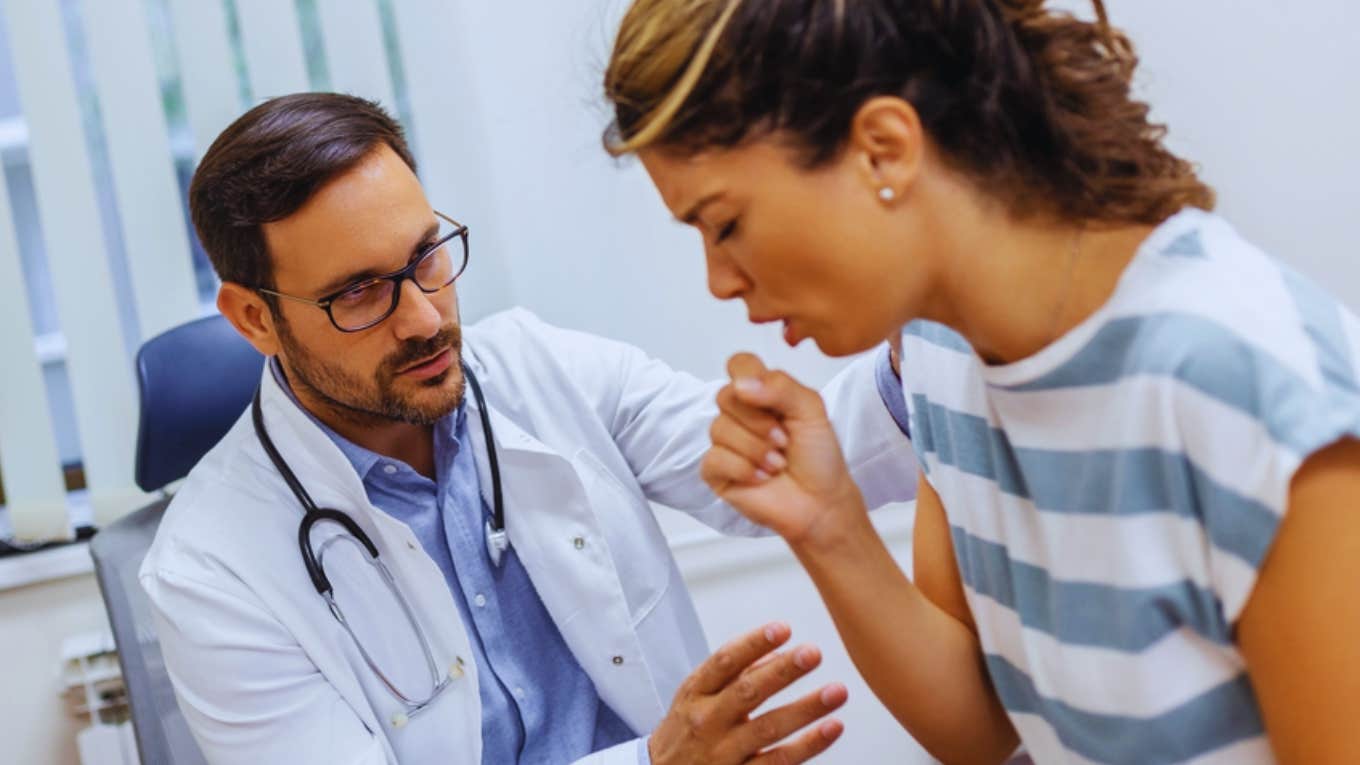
485, 520, 509, 567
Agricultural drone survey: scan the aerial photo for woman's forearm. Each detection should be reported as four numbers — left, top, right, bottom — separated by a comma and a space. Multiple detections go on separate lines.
791, 512, 1018, 764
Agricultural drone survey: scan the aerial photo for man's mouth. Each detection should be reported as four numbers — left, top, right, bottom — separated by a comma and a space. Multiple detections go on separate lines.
398, 348, 454, 379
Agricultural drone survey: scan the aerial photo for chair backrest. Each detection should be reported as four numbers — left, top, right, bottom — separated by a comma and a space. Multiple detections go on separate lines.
90, 313, 263, 764
134, 314, 264, 492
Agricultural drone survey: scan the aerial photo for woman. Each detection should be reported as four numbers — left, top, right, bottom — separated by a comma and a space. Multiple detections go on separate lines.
602, 1, 1360, 763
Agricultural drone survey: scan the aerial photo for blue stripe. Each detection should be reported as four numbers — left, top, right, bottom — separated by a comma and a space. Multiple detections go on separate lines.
904, 320, 973, 355
1160, 229, 1207, 258
950, 526, 1230, 648
1279, 264, 1357, 394
916, 396, 1281, 568
986, 656, 1264, 765
997, 312, 1352, 457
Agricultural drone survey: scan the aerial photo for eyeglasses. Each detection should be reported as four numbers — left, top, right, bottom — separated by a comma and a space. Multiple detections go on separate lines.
257, 211, 469, 332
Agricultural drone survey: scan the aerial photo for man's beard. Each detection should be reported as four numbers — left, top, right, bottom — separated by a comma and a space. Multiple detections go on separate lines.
277, 319, 465, 427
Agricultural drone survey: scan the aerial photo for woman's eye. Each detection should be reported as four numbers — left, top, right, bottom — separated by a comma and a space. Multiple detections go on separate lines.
715, 219, 739, 243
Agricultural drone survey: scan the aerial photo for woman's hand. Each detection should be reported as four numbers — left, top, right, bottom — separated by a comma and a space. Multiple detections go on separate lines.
702, 353, 869, 547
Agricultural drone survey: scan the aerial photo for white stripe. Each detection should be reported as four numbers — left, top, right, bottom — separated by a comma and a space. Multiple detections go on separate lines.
988, 375, 1296, 514
0, 160, 69, 540
234, 0, 310, 100
900, 334, 987, 415
1184, 736, 1274, 765
1103, 213, 1322, 391
2, 0, 147, 527
316, 0, 396, 108
929, 459, 1237, 592
1007, 712, 1102, 765
969, 590, 1245, 719
166, 0, 243, 160
82, 0, 200, 339
1343, 311, 1360, 382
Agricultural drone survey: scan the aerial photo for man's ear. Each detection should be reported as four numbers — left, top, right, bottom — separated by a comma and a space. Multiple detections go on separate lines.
847, 95, 926, 205
217, 283, 282, 357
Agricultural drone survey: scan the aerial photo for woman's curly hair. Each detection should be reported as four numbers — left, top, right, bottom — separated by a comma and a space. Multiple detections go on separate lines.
604, 0, 1214, 224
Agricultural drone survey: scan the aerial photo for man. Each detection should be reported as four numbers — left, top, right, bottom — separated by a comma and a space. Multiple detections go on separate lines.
141, 93, 915, 765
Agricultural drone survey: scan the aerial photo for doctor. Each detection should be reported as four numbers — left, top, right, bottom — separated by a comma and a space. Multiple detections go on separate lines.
140, 93, 915, 765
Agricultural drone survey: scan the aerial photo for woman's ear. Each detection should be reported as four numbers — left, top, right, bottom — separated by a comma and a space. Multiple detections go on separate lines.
848, 96, 926, 205
217, 283, 282, 357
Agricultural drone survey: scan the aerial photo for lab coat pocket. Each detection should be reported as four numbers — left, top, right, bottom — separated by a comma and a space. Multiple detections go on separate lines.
571, 449, 673, 626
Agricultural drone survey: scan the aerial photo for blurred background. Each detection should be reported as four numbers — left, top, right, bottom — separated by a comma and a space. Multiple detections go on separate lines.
0, 0, 1355, 763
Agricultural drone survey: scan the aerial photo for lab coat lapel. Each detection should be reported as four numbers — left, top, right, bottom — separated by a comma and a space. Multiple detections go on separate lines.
253, 366, 484, 756
461, 360, 666, 734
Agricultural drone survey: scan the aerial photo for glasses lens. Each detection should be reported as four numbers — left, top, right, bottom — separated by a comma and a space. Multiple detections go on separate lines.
413, 239, 461, 291
331, 280, 396, 330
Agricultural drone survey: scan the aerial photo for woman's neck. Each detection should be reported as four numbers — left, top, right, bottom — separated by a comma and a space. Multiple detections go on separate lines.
913, 187, 1156, 364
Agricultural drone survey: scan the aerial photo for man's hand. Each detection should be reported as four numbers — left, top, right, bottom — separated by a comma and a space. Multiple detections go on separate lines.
702, 353, 869, 547
649, 622, 847, 765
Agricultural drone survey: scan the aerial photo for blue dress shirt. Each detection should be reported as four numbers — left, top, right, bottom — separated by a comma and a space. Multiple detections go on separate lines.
273, 362, 640, 763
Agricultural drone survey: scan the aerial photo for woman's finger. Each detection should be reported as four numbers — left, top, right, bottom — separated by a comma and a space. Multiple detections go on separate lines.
716, 384, 786, 446
710, 415, 786, 475
701, 444, 772, 490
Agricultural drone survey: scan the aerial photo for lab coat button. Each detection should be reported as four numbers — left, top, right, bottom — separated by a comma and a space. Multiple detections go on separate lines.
611, 655, 624, 666
573, 536, 586, 550
449, 658, 465, 680
391, 712, 409, 728
407, 541, 417, 551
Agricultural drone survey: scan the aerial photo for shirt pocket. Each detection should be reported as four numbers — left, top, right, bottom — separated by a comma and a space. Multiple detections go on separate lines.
571, 448, 673, 626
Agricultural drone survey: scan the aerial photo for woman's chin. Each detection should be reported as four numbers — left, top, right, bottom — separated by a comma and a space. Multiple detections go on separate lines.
809, 330, 880, 358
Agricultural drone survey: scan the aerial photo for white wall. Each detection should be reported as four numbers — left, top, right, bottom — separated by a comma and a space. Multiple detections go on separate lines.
0, 574, 107, 765
1061, 0, 1360, 309
3, 1, 1359, 763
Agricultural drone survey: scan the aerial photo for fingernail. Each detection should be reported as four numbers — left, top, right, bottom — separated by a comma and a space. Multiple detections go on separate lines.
763, 622, 788, 643
820, 684, 846, 707
764, 450, 787, 471
794, 646, 817, 670
769, 426, 789, 448
753, 469, 771, 482
735, 378, 762, 395
820, 719, 843, 739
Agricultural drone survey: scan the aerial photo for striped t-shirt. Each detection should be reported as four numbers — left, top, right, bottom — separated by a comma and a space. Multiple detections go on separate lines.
899, 208, 1360, 764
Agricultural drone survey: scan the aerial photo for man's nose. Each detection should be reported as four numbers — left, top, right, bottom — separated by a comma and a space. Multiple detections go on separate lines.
389, 279, 442, 339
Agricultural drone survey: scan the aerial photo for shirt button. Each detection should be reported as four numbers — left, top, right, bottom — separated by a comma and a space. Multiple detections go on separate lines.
572, 536, 586, 550
383, 464, 398, 475
474, 593, 487, 608
513, 686, 526, 700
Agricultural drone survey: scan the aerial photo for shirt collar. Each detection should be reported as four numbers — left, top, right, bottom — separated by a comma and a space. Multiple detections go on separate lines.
268, 357, 466, 482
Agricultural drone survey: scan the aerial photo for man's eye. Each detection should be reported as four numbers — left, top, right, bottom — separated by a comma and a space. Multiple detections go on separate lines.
715, 219, 739, 243
336, 283, 379, 305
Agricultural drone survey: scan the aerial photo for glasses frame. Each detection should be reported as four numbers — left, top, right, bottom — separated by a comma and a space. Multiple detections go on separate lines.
257, 210, 469, 333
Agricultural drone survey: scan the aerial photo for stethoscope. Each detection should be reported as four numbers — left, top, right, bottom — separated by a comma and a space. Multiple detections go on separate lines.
250, 362, 507, 727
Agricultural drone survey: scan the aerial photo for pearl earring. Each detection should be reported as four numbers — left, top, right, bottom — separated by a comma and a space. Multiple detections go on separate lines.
878, 187, 896, 202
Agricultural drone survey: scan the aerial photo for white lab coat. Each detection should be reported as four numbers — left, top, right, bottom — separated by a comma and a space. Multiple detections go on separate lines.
140, 308, 915, 765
